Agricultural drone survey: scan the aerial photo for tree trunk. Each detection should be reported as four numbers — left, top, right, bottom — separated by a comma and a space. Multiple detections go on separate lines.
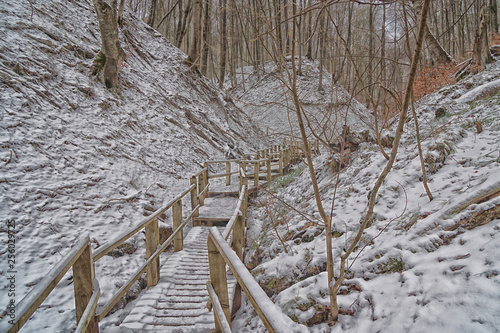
331, 0, 433, 322
218, 0, 228, 89
474, 5, 494, 68
92, 0, 126, 90
412, 0, 454, 65
189, 0, 203, 67
201, 0, 211, 75
491, 0, 499, 33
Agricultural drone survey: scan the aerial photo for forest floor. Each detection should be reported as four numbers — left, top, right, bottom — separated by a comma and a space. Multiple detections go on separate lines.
1, 0, 499, 331
231, 60, 500, 332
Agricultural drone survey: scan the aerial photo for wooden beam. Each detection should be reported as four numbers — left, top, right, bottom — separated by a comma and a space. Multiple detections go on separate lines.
208, 235, 230, 331
190, 176, 199, 217
145, 218, 160, 288
172, 199, 183, 252
225, 161, 231, 185
73, 241, 98, 332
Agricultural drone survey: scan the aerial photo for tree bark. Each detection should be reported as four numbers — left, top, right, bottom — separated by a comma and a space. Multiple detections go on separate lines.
189, 0, 203, 67
201, 0, 211, 76
92, 0, 126, 90
474, 5, 494, 68
218, 0, 228, 89
412, 0, 454, 65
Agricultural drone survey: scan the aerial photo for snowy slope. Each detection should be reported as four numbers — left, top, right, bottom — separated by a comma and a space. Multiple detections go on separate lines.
0, 0, 265, 331
226, 58, 374, 140
234, 60, 500, 332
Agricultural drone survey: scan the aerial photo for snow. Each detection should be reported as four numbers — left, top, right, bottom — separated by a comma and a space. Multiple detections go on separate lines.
1, 0, 500, 331
234, 60, 500, 331
456, 79, 500, 103
226, 58, 375, 139
0, 0, 265, 331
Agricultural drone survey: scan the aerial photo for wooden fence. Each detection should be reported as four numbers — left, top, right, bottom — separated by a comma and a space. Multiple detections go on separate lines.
3, 139, 317, 333
205, 168, 309, 332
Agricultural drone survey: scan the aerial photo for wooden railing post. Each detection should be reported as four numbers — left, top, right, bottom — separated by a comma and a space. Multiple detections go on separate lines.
73, 239, 98, 333
253, 161, 259, 189
190, 176, 199, 217
172, 199, 183, 252
266, 155, 272, 183
230, 213, 244, 317
145, 219, 160, 288
239, 161, 246, 187
208, 235, 230, 331
278, 150, 283, 176
241, 181, 248, 226
201, 162, 209, 205
225, 161, 231, 186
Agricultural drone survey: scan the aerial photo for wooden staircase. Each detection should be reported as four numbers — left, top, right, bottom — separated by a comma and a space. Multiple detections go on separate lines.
4, 139, 316, 333
121, 227, 236, 332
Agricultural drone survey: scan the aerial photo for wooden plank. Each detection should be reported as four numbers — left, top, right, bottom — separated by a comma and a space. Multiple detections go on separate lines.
172, 199, 183, 252
279, 151, 283, 175
206, 159, 240, 164
253, 162, 259, 189
145, 218, 160, 288
190, 176, 199, 218
208, 230, 308, 333
202, 163, 209, 204
208, 170, 239, 179
207, 191, 240, 198
226, 161, 231, 185
266, 158, 272, 183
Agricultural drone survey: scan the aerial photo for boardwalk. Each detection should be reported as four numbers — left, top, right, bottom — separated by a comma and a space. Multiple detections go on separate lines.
122, 227, 236, 332
4, 142, 308, 333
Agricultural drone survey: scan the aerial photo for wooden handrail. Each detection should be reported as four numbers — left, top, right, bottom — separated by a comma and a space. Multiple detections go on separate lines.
1, 237, 93, 333
208, 170, 240, 179
92, 184, 195, 261
96, 203, 200, 320
207, 229, 308, 333
222, 185, 246, 240
205, 159, 240, 164
75, 280, 100, 333
11, 141, 304, 333
206, 282, 232, 333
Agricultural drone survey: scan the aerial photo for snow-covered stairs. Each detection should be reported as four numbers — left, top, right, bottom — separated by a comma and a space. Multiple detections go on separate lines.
121, 227, 236, 332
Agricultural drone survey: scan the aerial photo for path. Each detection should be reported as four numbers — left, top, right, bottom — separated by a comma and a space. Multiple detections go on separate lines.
121, 227, 236, 332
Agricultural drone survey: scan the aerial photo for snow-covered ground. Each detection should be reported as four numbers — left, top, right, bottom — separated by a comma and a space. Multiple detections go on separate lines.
233, 61, 500, 332
1, 0, 499, 331
0, 0, 265, 331
226, 58, 374, 140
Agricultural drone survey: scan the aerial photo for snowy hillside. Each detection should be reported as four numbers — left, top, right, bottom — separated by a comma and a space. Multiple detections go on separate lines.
234, 62, 500, 331
0, 0, 265, 331
226, 58, 374, 140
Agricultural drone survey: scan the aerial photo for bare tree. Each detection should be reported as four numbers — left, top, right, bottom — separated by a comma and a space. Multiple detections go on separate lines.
474, 5, 494, 68
92, 0, 126, 90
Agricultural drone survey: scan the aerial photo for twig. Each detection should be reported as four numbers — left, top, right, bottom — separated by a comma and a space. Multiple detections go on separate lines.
261, 187, 322, 226
4, 150, 13, 165
103, 190, 142, 204
26, 0, 34, 21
